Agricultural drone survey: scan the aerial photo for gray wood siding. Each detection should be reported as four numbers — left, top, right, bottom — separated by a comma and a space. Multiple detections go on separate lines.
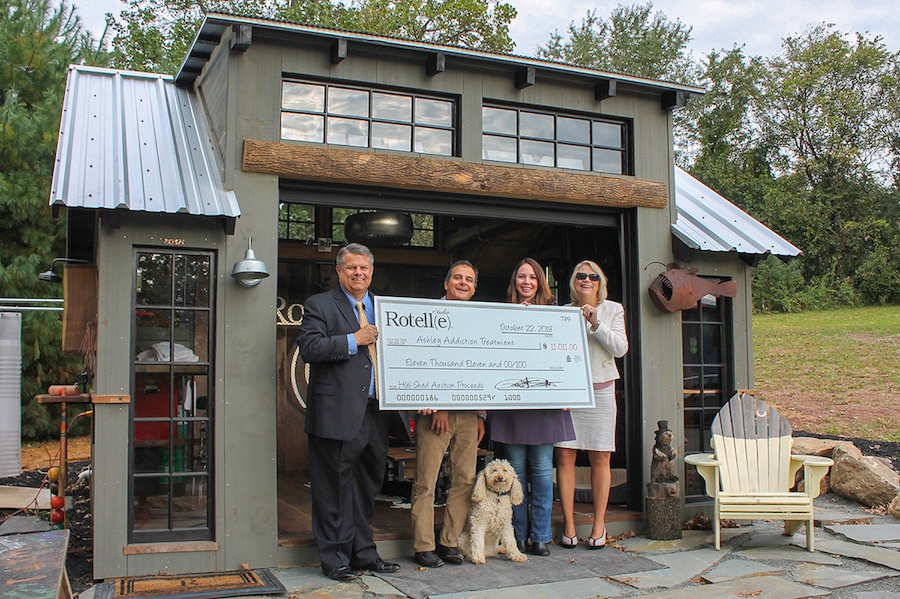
213, 41, 283, 570
196, 42, 230, 175
92, 214, 226, 578
239, 37, 670, 175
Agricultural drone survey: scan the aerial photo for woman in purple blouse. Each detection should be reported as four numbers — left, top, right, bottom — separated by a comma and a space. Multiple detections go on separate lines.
490, 258, 575, 556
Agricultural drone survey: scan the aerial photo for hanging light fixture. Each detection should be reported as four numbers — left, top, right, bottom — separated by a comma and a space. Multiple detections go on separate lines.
230, 237, 270, 288
344, 211, 414, 247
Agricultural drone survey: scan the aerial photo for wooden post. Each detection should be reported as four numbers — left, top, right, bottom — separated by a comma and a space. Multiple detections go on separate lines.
59, 401, 67, 523
34, 392, 92, 528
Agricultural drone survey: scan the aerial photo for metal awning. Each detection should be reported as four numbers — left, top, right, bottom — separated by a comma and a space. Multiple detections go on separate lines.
673, 166, 801, 261
50, 65, 240, 218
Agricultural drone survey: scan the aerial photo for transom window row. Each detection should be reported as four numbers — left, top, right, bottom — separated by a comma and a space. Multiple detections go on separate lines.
280, 81, 630, 175
482, 106, 628, 174
278, 204, 435, 248
281, 81, 455, 156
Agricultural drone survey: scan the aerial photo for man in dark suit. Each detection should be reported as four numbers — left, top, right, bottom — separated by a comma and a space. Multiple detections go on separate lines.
297, 242, 400, 582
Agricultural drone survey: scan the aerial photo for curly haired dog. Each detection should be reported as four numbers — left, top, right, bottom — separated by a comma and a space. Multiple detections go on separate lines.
457, 459, 528, 564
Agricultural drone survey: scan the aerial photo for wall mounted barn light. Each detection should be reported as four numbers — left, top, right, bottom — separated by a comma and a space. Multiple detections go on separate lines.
231, 237, 270, 288
38, 258, 90, 283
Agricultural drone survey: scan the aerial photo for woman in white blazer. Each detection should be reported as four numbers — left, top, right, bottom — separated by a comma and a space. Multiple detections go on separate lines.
555, 260, 629, 549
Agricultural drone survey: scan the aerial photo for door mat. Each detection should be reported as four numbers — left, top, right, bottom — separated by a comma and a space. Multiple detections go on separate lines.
93, 569, 285, 599
377, 547, 665, 599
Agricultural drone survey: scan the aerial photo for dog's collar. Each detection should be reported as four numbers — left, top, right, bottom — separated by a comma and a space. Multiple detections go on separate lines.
495, 491, 510, 496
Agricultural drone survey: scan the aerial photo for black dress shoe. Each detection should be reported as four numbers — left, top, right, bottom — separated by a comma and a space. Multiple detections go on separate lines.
516, 539, 527, 553
414, 551, 444, 568
437, 544, 464, 565
355, 558, 401, 573
325, 565, 359, 582
531, 541, 551, 556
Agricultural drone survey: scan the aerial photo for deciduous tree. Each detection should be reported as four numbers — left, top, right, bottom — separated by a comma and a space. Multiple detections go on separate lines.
109, 0, 517, 74
754, 25, 900, 304
287, 0, 517, 52
535, 2, 696, 83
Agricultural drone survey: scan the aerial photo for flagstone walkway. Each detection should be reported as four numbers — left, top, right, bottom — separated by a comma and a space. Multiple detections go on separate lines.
76, 493, 900, 599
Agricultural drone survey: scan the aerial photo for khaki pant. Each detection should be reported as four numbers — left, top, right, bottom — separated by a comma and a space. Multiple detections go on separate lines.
410, 411, 479, 552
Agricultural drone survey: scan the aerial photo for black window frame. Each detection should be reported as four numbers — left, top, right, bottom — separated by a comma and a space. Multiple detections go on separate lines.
681, 287, 734, 502
481, 103, 632, 175
281, 79, 458, 157
278, 203, 315, 242
129, 248, 216, 543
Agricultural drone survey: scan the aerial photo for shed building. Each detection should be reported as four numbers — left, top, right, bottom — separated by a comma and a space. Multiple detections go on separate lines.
48, 13, 800, 579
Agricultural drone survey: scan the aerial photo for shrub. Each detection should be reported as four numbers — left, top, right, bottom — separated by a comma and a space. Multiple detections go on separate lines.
795, 272, 860, 311
752, 258, 805, 313
856, 242, 900, 305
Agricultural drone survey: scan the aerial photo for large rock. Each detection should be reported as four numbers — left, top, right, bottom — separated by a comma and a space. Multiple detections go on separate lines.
792, 437, 843, 456
792, 437, 843, 495
890, 494, 900, 520
830, 442, 900, 507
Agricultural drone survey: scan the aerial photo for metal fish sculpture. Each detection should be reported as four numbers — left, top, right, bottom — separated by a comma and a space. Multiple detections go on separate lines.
648, 264, 738, 313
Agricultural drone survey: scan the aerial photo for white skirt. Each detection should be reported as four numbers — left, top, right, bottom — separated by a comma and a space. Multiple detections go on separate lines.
555, 385, 616, 452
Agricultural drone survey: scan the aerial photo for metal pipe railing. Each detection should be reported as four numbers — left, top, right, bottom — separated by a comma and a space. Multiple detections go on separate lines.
0, 298, 64, 312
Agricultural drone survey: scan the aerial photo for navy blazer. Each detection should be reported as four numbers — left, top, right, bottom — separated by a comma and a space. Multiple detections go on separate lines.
297, 286, 374, 441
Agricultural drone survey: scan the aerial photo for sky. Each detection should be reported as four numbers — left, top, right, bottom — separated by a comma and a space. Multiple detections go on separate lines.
69, 0, 899, 60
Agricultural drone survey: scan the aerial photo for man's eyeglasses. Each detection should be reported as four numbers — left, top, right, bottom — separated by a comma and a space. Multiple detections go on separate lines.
575, 272, 601, 281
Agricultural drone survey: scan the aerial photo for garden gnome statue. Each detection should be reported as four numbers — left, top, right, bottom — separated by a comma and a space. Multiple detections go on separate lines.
650, 421, 678, 484
645, 420, 682, 539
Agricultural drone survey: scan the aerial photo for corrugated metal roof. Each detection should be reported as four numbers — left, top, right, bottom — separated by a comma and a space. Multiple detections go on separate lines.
50, 65, 240, 218
673, 166, 800, 259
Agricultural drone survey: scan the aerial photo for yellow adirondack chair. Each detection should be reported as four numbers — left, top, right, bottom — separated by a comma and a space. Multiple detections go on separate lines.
684, 392, 833, 551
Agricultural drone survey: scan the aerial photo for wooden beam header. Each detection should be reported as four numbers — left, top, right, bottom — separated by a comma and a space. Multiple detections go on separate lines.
242, 140, 668, 210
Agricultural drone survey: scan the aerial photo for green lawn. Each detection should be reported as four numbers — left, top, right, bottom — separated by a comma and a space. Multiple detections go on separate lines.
753, 305, 900, 442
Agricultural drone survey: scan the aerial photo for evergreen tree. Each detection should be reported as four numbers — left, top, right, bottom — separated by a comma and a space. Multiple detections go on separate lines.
0, 0, 86, 438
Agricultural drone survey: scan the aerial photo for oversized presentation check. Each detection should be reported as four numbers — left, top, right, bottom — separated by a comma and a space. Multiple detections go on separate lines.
374, 296, 595, 410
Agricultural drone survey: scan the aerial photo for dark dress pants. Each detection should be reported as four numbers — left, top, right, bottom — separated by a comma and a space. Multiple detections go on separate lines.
307, 402, 388, 572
